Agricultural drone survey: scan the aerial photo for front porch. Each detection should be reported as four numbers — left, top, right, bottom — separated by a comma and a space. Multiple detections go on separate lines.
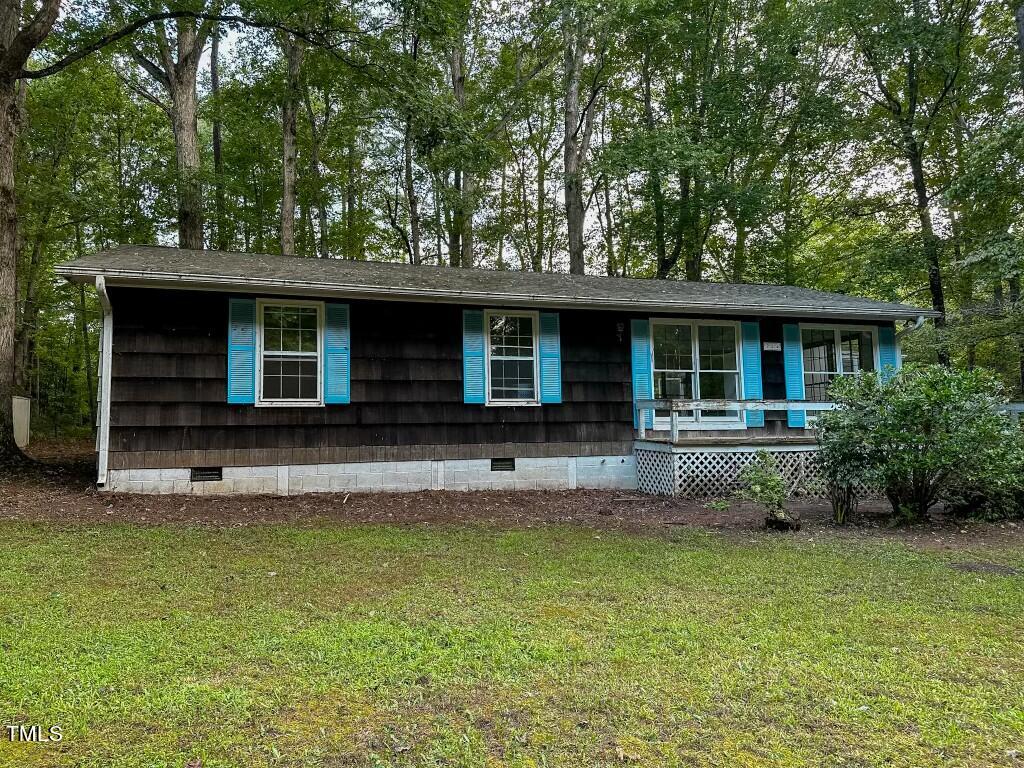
632, 398, 1024, 497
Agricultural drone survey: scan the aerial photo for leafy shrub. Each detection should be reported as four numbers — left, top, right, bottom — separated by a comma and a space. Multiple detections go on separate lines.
737, 451, 798, 529
815, 364, 1024, 523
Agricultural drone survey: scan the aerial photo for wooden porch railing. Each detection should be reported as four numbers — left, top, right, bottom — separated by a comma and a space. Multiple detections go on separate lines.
634, 398, 1024, 442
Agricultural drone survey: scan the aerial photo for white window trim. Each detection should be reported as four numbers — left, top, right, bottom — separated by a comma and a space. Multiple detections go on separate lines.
255, 299, 325, 408
484, 309, 541, 407
798, 324, 881, 423
798, 323, 881, 378
649, 318, 746, 431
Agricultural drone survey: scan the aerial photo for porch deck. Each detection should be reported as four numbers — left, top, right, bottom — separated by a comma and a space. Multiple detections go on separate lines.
632, 398, 1024, 497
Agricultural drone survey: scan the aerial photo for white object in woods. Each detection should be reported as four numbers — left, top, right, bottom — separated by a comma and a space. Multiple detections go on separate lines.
12, 396, 30, 448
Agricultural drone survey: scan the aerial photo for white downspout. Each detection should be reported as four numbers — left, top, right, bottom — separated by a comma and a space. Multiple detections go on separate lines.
95, 276, 113, 488
897, 315, 927, 338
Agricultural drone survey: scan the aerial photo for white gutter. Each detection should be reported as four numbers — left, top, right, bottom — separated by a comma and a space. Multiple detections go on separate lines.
54, 266, 940, 322
95, 276, 113, 488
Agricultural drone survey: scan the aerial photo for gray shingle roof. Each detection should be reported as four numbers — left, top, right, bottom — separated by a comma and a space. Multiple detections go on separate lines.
56, 245, 938, 320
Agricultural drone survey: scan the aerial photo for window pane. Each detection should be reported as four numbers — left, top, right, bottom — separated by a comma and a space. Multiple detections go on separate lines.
652, 324, 693, 371
840, 330, 874, 373
698, 325, 737, 371
264, 306, 318, 355
654, 371, 694, 399
804, 372, 835, 402
281, 372, 300, 399
490, 358, 536, 400
262, 352, 319, 402
802, 329, 837, 374
698, 372, 739, 418
489, 315, 534, 358
263, 372, 281, 399
265, 327, 283, 352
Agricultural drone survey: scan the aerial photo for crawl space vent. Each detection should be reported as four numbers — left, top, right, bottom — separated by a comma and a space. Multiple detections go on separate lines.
190, 467, 223, 482
490, 458, 515, 472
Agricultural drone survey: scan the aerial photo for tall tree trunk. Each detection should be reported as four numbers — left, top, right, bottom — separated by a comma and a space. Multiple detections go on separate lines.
0, 79, 20, 455
1012, 2, 1024, 393
448, 46, 468, 268
496, 162, 507, 270
904, 131, 948, 364
563, 28, 585, 275
404, 117, 421, 265
303, 88, 332, 258
1010, 277, 1024, 396
534, 156, 546, 272
14, 222, 49, 393
211, 24, 228, 250
131, 17, 215, 250
449, 168, 463, 267
1016, 2, 1024, 90
280, 36, 303, 256
732, 221, 747, 283
641, 54, 668, 277
601, 173, 617, 276
172, 84, 203, 249
72, 219, 96, 429
345, 141, 357, 259
115, 118, 127, 241
460, 171, 474, 268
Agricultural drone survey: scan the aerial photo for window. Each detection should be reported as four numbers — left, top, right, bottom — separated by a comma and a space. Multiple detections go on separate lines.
486, 311, 538, 403
651, 320, 741, 424
258, 302, 323, 405
801, 326, 876, 401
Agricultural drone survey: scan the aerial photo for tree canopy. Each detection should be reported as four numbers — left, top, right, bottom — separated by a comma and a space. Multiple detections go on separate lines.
5, 0, 1024, 437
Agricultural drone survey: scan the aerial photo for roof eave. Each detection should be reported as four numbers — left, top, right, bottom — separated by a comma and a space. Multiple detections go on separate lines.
54, 265, 941, 321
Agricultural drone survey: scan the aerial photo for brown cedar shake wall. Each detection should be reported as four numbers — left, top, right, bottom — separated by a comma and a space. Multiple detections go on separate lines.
107, 287, 641, 470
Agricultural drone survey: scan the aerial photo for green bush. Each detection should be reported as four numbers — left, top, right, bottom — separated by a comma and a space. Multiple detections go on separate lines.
736, 451, 798, 529
815, 364, 1024, 523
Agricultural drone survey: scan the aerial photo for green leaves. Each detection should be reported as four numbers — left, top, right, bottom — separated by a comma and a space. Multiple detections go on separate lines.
816, 364, 1024, 521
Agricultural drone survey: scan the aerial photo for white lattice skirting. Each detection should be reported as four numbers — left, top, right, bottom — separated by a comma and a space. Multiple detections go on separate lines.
635, 442, 825, 498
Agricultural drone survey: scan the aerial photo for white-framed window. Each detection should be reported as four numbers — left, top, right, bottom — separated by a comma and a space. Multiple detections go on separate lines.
485, 310, 540, 405
256, 300, 324, 407
650, 319, 743, 427
800, 324, 879, 402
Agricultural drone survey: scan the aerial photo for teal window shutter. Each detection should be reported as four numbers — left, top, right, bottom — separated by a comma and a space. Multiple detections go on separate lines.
463, 309, 486, 404
630, 319, 653, 429
878, 325, 899, 381
782, 323, 805, 428
538, 312, 562, 404
227, 298, 256, 404
740, 321, 764, 427
324, 303, 351, 404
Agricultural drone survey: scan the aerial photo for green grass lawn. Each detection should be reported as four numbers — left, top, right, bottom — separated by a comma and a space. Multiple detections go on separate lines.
0, 521, 1021, 767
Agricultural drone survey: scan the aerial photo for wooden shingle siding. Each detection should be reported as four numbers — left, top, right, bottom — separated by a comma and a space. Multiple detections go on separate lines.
107, 287, 634, 467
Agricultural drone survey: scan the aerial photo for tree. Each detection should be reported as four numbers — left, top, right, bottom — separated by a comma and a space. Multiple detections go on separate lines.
278, 32, 304, 255
0, 0, 63, 458
840, 0, 976, 364
561, 0, 606, 274
125, 8, 220, 250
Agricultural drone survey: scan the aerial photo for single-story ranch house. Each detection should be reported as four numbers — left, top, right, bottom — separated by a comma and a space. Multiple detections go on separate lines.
56, 245, 937, 496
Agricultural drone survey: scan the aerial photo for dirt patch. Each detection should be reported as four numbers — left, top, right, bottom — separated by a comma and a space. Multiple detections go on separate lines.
1, 443, 1022, 551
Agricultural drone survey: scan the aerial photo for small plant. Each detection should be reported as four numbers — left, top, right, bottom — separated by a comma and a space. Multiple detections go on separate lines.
705, 499, 731, 512
736, 451, 799, 530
